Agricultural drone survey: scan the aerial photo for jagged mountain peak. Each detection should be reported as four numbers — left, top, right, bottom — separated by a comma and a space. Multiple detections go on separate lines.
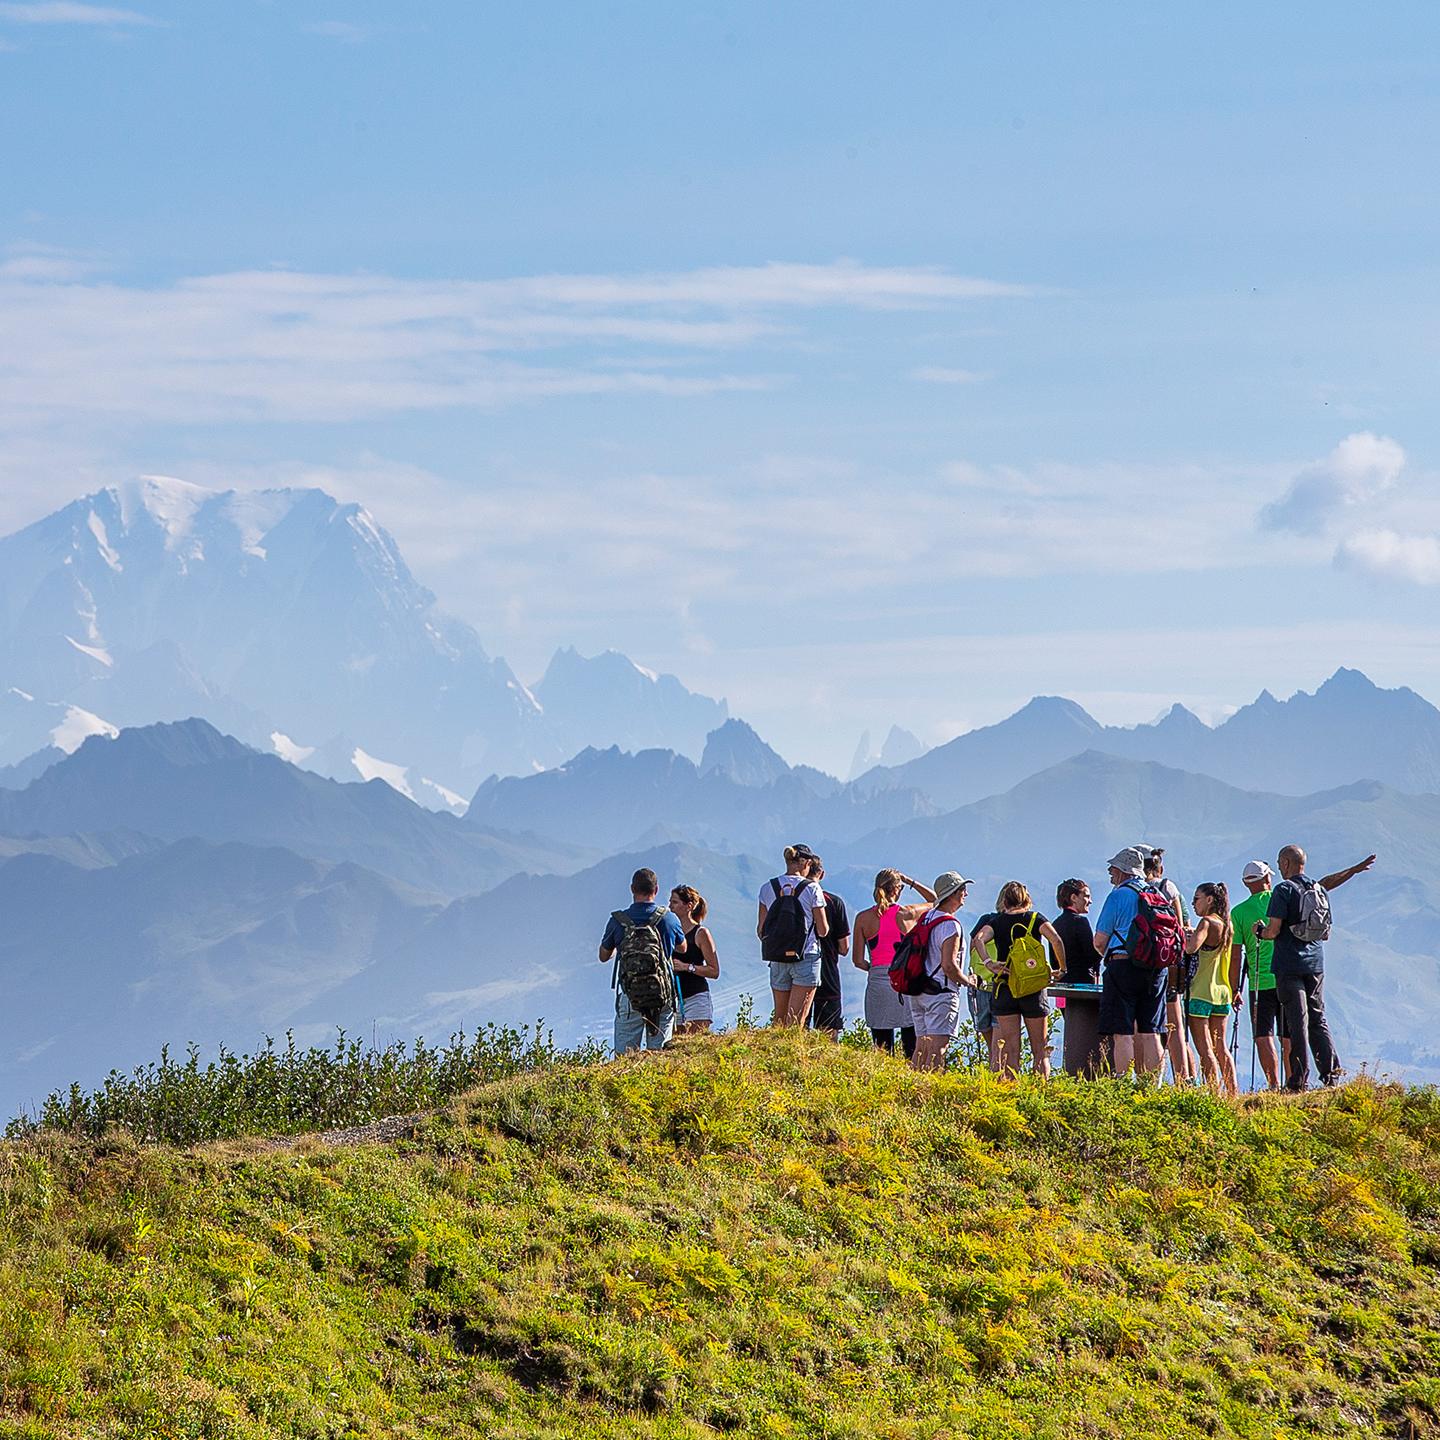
700, 719, 789, 788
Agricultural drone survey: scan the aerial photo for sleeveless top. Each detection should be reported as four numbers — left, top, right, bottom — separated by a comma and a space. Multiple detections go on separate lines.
1191, 932, 1232, 1008
868, 905, 904, 969
677, 925, 710, 999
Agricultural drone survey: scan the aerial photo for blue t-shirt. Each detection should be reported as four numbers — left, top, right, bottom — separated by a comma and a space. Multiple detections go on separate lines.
1094, 882, 1142, 960
602, 902, 686, 960
1267, 876, 1324, 978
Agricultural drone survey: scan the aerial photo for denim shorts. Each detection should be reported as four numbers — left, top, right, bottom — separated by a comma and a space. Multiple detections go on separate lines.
1098, 954, 1167, 1036
769, 956, 821, 991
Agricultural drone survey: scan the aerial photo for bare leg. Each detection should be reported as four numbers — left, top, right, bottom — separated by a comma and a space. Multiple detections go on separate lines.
787, 985, 817, 1028
993, 1015, 1022, 1078
1024, 1015, 1051, 1079
1189, 1015, 1220, 1087
771, 989, 788, 1026
1211, 1015, 1238, 1096
1133, 1032, 1165, 1076
1167, 997, 1195, 1082
1110, 1032, 1136, 1075
1256, 1036, 1281, 1088
912, 1035, 947, 1072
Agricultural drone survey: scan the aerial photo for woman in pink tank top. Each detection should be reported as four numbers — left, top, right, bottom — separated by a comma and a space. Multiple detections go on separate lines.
851, 868, 937, 1057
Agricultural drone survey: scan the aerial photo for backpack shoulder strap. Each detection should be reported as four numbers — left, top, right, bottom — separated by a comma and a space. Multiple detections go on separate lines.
611, 909, 630, 927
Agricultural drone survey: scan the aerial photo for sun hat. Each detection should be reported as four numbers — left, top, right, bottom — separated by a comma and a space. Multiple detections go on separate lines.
933, 871, 972, 902
1106, 847, 1146, 877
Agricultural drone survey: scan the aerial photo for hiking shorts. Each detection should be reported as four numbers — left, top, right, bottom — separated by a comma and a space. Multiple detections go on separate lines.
1248, 986, 1285, 1039
614, 992, 675, 1055
1098, 954, 1167, 1037
769, 956, 821, 991
1186, 997, 1230, 1019
967, 983, 995, 1032
911, 988, 960, 1039
991, 981, 1052, 1021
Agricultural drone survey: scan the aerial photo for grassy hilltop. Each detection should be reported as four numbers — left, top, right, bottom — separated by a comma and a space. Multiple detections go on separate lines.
1, 1033, 1439, 1439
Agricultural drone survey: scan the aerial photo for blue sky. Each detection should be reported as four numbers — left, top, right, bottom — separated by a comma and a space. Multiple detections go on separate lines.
2, 1, 1438, 771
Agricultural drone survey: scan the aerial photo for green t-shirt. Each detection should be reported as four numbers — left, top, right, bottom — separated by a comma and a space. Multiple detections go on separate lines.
1230, 889, 1275, 992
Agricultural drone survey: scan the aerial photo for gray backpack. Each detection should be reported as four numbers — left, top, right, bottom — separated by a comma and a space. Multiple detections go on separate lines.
612, 906, 677, 1030
1290, 879, 1333, 944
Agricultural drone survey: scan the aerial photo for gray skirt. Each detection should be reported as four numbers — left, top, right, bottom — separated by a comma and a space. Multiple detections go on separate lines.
863, 965, 911, 1029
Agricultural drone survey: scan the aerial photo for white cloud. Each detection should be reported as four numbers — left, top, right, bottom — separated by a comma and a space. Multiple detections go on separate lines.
1336, 528, 1440, 587
911, 366, 988, 384
0, 3, 154, 23
0, 259, 1025, 429
1261, 431, 1406, 534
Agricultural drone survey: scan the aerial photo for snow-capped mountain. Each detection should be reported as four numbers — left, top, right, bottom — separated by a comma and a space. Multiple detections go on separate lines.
0, 478, 729, 794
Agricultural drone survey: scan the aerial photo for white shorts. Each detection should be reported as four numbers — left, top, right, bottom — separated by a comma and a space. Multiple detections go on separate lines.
681, 989, 713, 1025
910, 988, 960, 1039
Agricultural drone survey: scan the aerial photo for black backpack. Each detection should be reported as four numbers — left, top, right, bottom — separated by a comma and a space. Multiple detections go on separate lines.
761, 877, 810, 963
612, 907, 676, 1029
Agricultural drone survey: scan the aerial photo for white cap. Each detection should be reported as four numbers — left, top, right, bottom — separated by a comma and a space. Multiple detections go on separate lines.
1242, 860, 1272, 883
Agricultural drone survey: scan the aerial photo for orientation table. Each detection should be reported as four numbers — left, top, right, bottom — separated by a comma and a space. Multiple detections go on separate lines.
1049, 982, 1105, 1077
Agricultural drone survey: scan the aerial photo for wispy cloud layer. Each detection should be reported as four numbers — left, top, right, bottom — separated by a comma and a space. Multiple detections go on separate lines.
0, 3, 155, 23
0, 259, 1025, 427
1338, 529, 1440, 586
911, 366, 988, 384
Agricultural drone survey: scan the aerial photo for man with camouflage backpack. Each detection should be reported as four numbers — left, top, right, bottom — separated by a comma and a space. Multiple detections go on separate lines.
599, 867, 688, 1054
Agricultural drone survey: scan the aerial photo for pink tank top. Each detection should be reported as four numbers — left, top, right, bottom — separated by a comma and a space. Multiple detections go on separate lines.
871, 904, 904, 969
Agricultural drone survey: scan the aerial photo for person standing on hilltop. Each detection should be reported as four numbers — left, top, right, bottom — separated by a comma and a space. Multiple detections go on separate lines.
1184, 881, 1239, 1095
908, 871, 974, 1073
669, 884, 720, 1035
1255, 845, 1376, 1091
600, 868, 687, 1054
1230, 861, 1285, 1088
757, 843, 830, 1027
851, 869, 935, 1058
969, 881, 1066, 1079
1140, 847, 1197, 1086
1051, 879, 1096, 984
805, 856, 851, 1040
1093, 848, 1170, 1077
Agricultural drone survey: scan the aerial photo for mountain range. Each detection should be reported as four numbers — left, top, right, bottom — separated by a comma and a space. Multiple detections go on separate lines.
1, 480, 1437, 1115
854, 668, 1440, 806
0, 478, 730, 797
0, 707, 1436, 1115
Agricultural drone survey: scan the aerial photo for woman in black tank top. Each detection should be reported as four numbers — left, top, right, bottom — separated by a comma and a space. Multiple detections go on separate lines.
670, 885, 720, 1033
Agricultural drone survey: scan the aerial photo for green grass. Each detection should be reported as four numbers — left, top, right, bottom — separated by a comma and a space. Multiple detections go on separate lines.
1, 1031, 1438, 1438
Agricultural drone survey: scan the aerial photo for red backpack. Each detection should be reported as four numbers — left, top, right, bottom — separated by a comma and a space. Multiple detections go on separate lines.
889, 912, 950, 996
1124, 883, 1185, 969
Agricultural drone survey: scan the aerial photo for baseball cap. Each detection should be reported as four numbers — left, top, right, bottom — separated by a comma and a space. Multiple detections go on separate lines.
1106, 847, 1146, 877
1242, 860, 1273, 882
789, 843, 817, 861
933, 871, 972, 902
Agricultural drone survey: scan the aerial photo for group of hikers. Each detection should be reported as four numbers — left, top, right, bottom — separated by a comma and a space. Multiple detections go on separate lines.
598, 841, 1375, 1094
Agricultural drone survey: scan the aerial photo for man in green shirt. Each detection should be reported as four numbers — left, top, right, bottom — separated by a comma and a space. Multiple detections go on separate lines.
1231, 861, 1283, 1088
1232, 851, 1377, 1089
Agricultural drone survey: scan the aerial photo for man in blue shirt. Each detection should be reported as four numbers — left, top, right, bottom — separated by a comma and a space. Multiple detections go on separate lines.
599, 867, 687, 1054
1093, 846, 1167, 1077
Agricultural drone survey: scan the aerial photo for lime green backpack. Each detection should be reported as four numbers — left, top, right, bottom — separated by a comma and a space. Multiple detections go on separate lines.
1004, 915, 1050, 998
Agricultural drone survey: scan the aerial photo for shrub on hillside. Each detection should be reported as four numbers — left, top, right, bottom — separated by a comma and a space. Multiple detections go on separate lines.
6, 1025, 607, 1145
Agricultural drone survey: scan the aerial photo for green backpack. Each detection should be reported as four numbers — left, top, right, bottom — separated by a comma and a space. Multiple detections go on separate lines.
1004, 915, 1050, 998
